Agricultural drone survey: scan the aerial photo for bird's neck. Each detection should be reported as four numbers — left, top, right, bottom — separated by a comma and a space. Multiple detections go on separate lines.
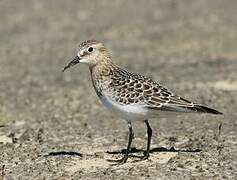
89, 59, 115, 97
90, 58, 116, 78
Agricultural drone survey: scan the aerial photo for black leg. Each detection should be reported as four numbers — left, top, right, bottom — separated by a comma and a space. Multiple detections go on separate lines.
108, 121, 134, 164
142, 120, 152, 160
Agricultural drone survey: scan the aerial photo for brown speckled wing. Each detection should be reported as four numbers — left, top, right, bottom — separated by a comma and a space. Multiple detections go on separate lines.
107, 66, 194, 111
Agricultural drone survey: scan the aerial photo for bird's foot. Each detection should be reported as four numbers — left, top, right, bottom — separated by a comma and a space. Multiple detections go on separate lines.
133, 151, 150, 162
140, 152, 150, 160
107, 155, 129, 165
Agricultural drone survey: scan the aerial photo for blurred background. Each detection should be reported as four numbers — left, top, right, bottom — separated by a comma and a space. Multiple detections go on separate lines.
0, 0, 236, 179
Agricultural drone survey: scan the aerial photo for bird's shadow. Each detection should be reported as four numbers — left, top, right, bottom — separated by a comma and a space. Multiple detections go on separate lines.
45, 151, 82, 157
44, 146, 201, 158
107, 146, 202, 155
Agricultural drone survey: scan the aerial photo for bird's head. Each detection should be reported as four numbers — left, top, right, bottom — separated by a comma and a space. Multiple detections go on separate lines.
62, 40, 110, 72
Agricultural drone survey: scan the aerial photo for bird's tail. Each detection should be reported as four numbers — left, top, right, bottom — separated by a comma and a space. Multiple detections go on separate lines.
193, 104, 223, 115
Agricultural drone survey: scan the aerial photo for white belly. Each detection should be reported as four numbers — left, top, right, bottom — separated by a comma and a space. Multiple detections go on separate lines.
100, 95, 149, 121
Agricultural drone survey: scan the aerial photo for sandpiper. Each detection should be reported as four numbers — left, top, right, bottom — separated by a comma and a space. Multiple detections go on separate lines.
62, 40, 222, 164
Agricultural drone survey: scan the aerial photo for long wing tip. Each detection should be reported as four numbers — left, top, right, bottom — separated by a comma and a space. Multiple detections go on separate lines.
194, 105, 223, 115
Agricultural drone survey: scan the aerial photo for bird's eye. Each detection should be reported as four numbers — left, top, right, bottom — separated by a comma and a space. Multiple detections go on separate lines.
87, 47, 94, 53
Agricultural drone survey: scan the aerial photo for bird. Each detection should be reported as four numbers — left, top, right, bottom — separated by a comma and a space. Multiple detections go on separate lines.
62, 40, 223, 164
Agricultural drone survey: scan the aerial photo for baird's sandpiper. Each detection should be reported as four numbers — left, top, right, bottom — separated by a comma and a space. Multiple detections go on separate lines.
62, 40, 222, 164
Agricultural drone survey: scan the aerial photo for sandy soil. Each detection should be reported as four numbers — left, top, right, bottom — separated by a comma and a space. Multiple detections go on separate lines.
0, 0, 237, 179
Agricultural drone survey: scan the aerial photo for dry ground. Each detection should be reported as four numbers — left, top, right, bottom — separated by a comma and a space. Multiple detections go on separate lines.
0, 0, 237, 179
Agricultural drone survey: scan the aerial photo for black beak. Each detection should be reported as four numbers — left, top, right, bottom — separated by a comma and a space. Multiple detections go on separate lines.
62, 56, 81, 72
